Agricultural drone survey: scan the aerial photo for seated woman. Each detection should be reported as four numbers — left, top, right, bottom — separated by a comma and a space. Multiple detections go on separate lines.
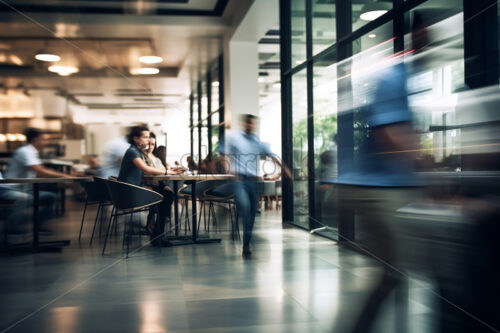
118, 125, 171, 247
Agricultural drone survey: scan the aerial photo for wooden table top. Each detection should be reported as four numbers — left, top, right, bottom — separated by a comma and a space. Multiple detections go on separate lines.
143, 174, 236, 181
0, 177, 92, 184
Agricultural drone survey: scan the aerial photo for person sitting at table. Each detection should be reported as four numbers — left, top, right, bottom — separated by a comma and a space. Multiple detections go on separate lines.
4, 128, 72, 230
0, 170, 32, 233
118, 126, 173, 247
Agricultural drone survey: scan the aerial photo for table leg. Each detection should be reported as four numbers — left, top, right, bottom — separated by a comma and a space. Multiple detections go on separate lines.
161, 180, 220, 247
173, 181, 179, 236
33, 183, 39, 248
191, 181, 197, 242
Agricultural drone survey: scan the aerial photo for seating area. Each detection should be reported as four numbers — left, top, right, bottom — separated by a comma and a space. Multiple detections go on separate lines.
1, 0, 500, 332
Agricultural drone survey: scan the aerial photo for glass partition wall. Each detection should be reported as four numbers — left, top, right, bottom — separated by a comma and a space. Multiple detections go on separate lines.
188, 54, 225, 166
280, 0, 498, 241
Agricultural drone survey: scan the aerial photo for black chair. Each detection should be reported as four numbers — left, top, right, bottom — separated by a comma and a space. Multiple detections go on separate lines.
0, 199, 17, 250
78, 177, 113, 244
180, 180, 219, 235
203, 182, 240, 241
102, 178, 163, 258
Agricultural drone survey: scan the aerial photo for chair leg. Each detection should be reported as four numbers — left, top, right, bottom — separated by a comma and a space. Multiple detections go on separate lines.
78, 198, 89, 242
102, 207, 116, 256
125, 211, 134, 259
99, 203, 106, 238
210, 202, 217, 231
90, 203, 102, 246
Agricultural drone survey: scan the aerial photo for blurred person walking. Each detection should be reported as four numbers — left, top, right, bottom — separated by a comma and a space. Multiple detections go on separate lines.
219, 114, 292, 257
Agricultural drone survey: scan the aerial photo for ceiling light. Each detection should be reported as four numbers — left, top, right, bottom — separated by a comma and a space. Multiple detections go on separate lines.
258, 77, 265, 83
133, 67, 160, 75
368, 34, 377, 38
360, 2, 391, 21
212, 81, 220, 87
272, 82, 281, 89
15, 133, 26, 141
35, 53, 61, 62
139, 56, 163, 64
0, 134, 5, 142
6, 133, 17, 141
9, 55, 23, 66
48, 65, 79, 76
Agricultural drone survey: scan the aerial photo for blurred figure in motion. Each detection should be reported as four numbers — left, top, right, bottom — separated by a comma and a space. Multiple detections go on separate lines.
219, 114, 292, 257
98, 127, 130, 179
333, 19, 424, 333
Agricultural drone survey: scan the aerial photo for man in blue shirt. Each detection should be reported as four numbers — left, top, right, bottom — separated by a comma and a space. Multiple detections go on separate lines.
220, 114, 292, 256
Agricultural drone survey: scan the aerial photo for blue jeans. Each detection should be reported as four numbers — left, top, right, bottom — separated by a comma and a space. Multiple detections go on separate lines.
232, 178, 258, 247
0, 188, 57, 228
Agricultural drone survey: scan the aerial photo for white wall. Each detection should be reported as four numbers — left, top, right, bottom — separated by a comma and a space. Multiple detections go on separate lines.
227, 40, 259, 127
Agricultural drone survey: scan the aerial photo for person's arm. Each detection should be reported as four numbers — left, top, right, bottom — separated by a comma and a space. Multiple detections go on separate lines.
30, 164, 72, 178
132, 157, 166, 175
271, 157, 293, 181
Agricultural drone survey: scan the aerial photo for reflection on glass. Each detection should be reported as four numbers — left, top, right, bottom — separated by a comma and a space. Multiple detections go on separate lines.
351, 22, 393, 158
291, 0, 307, 66
313, 0, 336, 56
353, 0, 392, 32
292, 69, 309, 228
404, 2, 464, 171
313, 57, 338, 238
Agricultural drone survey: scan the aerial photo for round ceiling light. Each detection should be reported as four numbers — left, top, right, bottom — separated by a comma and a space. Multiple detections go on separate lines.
131, 67, 160, 75
139, 56, 163, 64
360, 2, 391, 21
48, 65, 79, 76
35, 53, 61, 62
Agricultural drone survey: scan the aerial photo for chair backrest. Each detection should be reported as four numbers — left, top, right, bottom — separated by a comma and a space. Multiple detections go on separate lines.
81, 180, 102, 202
93, 176, 112, 202
262, 181, 276, 196
105, 178, 163, 211
205, 182, 234, 199
195, 180, 220, 199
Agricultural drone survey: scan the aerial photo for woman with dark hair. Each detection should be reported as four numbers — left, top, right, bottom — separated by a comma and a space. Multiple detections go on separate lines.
152, 145, 168, 170
118, 126, 172, 246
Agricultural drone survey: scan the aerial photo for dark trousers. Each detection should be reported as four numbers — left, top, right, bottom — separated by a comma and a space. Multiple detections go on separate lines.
151, 185, 174, 238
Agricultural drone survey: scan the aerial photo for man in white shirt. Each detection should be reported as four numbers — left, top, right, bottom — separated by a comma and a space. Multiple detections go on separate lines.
4, 128, 72, 229
0, 171, 31, 232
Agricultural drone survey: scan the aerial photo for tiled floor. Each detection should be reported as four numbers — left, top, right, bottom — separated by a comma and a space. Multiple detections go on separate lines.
0, 201, 437, 333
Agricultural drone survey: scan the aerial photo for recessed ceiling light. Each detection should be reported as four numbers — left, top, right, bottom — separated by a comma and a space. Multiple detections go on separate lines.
212, 81, 220, 87
48, 65, 79, 76
131, 67, 160, 75
35, 53, 61, 62
368, 34, 377, 38
139, 56, 163, 64
360, 2, 391, 21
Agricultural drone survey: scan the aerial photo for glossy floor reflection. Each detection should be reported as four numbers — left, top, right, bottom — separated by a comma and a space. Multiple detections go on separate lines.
0, 202, 437, 333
